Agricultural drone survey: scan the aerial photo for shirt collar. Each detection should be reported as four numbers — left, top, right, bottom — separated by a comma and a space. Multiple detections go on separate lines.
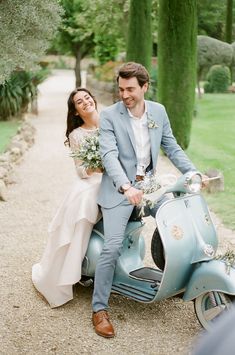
127, 101, 147, 119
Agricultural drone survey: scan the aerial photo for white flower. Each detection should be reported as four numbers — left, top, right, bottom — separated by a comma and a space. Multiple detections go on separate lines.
147, 118, 159, 129
136, 173, 162, 217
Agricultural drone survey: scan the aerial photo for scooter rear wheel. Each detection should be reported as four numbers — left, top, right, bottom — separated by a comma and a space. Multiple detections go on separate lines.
151, 228, 165, 271
194, 291, 235, 331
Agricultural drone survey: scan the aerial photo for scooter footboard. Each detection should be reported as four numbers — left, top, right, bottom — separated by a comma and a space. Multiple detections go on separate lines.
183, 259, 235, 301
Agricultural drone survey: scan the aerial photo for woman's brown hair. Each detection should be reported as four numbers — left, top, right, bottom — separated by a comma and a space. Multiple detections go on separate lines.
65, 88, 97, 146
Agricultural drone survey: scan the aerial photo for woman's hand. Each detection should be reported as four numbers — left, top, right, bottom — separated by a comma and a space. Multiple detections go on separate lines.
86, 167, 104, 175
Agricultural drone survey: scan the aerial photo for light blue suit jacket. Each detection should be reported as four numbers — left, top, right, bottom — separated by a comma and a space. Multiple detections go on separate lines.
97, 100, 196, 208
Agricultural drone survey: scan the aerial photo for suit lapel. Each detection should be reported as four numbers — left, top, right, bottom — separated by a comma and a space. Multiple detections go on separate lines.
119, 103, 137, 155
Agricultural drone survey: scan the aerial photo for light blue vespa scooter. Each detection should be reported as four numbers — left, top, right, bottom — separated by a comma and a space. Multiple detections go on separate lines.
81, 171, 235, 330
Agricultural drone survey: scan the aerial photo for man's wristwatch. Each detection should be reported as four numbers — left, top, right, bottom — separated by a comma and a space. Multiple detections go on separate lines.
119, 183, 131, 194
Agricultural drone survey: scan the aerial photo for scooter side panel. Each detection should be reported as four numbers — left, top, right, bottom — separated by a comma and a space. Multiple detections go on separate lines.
155, 194, 218, 300
183, 260, 235, 301
82, 220, 144, 277
82, 232, 104, 276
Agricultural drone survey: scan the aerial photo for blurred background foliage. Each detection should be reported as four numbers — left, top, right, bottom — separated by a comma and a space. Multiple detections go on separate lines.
0, 0, 234, 228
0, 0, 234, 144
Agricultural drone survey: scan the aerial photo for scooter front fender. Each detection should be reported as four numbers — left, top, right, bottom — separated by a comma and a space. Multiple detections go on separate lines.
183, 259, 235, 301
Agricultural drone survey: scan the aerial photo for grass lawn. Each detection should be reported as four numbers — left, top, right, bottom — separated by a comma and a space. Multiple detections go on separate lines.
186, 93, 235, 230
0, 120, 20, 154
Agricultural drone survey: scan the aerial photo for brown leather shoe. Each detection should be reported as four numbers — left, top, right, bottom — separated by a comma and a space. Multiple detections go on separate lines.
92, 310, 115, 338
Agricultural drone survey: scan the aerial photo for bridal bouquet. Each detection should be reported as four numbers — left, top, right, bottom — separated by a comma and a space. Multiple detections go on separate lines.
71, 133, 103, 170
136, 173, 162, 217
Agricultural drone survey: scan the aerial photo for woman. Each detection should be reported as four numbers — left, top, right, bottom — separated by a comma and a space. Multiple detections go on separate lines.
32, 88, 102, 308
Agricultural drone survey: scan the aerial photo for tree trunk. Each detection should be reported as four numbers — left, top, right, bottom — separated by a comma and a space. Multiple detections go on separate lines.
126, 0, 152, 73
74, 48, 82, 87
225, 0, 233, 83
158, 0, 197, 150
225, 0, 233, 44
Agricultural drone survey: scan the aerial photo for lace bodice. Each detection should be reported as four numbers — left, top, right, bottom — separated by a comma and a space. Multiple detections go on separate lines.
69, 127, 99, 179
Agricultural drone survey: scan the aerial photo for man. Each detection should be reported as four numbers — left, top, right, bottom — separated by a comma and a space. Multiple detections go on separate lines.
92, 62, 198, 338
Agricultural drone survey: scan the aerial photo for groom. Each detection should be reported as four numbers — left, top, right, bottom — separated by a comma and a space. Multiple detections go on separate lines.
92, 62, 197, 337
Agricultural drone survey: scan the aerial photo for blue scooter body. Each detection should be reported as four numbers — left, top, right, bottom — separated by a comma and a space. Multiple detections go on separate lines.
81, 172, 235, 329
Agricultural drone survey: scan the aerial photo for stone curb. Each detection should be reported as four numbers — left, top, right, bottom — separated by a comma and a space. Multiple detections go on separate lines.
0, 114, 36, 201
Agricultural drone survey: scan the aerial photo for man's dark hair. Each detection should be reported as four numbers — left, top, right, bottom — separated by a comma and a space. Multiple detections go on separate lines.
117, 62, 150, 87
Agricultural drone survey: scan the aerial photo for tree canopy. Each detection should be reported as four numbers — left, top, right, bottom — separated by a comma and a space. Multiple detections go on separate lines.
0, 0, 62, 84
52, 0, 129, 85
197, 0, 235, 41
126, 0, 152, 72
158, 0, 197, 149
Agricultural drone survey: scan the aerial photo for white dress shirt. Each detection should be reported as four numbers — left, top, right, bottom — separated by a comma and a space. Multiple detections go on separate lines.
127, 107, 151, 176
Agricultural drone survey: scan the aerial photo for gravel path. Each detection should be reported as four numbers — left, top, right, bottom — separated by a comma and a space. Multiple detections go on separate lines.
1, 70, 234, 355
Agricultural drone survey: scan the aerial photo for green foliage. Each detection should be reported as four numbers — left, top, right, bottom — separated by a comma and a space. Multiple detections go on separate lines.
197, 0, 226, 40
53, 0, 127, 84
204, 65, 231, 93
0, 0, 62, 84
0, 121, 20, 154
53, 0, 94, 57
225, 0, 234, 43
148, 64, 158, 101
158, 0, 197, 150
197, 36, 234, 80
91, 0, 128, 65
0, 68, 49, 121
53, 0, 129, 78
94, 34, 119, 65
187, 94, 235, 230
126, 0, 152, 72
151, 0, 159, 54
197, 0, 235, 42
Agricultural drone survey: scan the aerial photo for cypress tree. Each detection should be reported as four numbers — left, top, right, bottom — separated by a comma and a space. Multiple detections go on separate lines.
158, 0, 197, 149
126, 0, 152, 72
225, 0, 233, 44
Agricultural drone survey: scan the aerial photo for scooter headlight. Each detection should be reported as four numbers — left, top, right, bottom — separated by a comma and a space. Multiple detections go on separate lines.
185, 173, 202, 193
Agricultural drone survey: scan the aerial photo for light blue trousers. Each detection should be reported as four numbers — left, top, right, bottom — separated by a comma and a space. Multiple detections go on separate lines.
92, 195, 168, 312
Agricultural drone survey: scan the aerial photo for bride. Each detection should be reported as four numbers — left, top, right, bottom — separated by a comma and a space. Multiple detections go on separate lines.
32, 88, 102, 308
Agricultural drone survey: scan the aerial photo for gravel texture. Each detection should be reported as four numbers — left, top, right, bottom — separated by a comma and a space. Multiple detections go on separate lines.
1, 70, 234, 355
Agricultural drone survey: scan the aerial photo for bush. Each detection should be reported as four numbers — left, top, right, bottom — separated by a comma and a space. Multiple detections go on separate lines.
204, 65, 231, 93
94, 34, 119, 65
0, 67, 49, 120
147, 65, 157, 101
94, 61, 123, 82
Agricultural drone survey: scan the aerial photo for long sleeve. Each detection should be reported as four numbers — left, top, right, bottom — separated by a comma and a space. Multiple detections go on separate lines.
69, 130, 90, 179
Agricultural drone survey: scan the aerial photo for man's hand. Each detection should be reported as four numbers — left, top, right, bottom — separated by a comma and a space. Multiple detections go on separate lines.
201, 174, 210, 189
124, 186, 143, 205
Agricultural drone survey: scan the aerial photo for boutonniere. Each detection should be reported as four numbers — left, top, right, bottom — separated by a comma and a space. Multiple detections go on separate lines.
147, 118, 159, 129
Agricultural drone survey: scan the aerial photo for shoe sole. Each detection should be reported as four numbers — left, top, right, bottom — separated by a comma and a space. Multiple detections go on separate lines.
95, 329, 115, 338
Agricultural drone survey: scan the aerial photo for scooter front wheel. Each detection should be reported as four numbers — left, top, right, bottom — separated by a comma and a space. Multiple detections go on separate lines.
194, 291, 235, 331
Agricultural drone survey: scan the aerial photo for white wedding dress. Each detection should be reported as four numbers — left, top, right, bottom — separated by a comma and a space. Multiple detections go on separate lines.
32, 127, 102, 308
